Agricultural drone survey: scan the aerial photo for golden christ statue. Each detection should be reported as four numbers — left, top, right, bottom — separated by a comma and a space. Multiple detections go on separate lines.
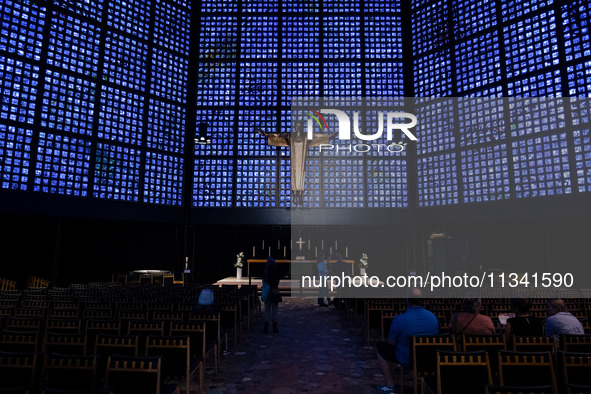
257, 121, 337, 205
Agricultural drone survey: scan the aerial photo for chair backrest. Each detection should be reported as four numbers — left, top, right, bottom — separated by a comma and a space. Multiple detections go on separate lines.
463, 334, 506, 376
6, 316, 42, 332
44, 353, 96, 390
170, 322, 207, 360
45, 318, 81, 334
44, 332, 87, 355
413, 335, 456, 393
561, 335, 591, 353
0, 330, 39, 353
0, 351, 37, 389
498, 350, 557, 394
484, 385, 554, 394
95, 334, 139, 376
145, 335, 195, 391
437, 350, 492, 394
513, 336, 555, 353
128, 321, 164, 355
562, 351, 591, 388
106, 354, 161, 394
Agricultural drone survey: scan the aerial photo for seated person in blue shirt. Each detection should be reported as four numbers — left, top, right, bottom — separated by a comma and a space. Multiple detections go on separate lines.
545, 298, 584, 343
375, 288, 439, 394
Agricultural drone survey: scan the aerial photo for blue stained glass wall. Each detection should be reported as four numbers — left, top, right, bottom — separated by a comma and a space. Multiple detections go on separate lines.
0, 0, 190, 206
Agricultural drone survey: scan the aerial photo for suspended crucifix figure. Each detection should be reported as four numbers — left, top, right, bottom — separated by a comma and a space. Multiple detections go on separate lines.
257, 121, 337, 205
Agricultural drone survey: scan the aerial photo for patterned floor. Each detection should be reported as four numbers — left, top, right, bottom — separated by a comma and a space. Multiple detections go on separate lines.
201, 298, 386, 394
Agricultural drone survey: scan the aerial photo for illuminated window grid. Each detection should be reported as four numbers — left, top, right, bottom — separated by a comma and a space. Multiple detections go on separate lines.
53, 0, 103, 21
418, 153, 459, 207
107, 0, 151, 40
196, 63, 236, 107
47, 12, 101, 79
364, 17, 402, 59
98, 86, 144, 146
503, 11, 559, 80
323, 159, 364, 208
323, 17, 361, 59
415, 100, 456, 156
238, 63, 278, 107
567, 62, 591, 127
0, 124, 32, 191
467, 85, 503, 97
278, 159, 323, 208
154, 0, 190, 56
457, 98, 505, 147
320, 113, 356, 158
198, 17, 238, 59
279, 110, 299, 158
367, 159, 408, 208
193, 159, 234, 207
281, 63, 320, 107
365, 0, 401, 13
243, 0, 279, 12
508, 96, 565, 138
241, 17, 279, 59
147, 99, 185, 154
103, 32, 148, 92
0, 0, 46, 61
237, 110, 277, 156
40, 70, 97, 137
414, 50, 452, 97
456, 31, 501, 93
279, 160, 291, 207
500, 0, 553, 23
324, 0, 360, 13
143, 151, 183, 206
283, 0, 320, 13
412, 0, 448, 57
34, 132, 91, 196
201, 0, 237, 12
411, 0, 430, 10
365, 62, 404, 97
574, 129, 591, 192
236, 159, 277, 207
562, 0, 591, 62
0, 56, 39, 125
171, 0, 190, 9
93, 142, 141, 202
507, 69, 562, 97
281, 17, 320, 59
363, 109, 408, 157
460, 144, 510, 203
323, 63, 362, 100
452, 0, 496, 40
150, 48, 188, 102
512, 133, 572, 198
194, 109, 235, 156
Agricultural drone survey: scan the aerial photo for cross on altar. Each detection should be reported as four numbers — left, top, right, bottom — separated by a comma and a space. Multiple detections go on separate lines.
296, 237, 305, 251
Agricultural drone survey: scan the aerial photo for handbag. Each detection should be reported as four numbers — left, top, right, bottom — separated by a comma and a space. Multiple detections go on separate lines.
261, 282, 270, 302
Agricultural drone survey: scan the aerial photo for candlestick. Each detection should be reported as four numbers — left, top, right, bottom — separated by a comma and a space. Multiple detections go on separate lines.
322, 240, 324, 249
268, 247, 271, 256
253, 246, 255, 257
315, 246, 317, 257
262, 240, 265, 250
346, 247, 348, 258
278, 240, 280, 249
335, 240, 338, 250
283, 246, 286, 256
308, 240, 310, 250
330, 247, 332, 254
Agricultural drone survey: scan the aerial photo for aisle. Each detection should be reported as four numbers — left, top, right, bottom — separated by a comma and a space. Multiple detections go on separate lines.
204, 298, 384, 394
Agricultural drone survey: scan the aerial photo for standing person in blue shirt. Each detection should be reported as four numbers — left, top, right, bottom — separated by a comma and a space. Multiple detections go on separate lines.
375, 288, 439, 393
317, 251, 332, 307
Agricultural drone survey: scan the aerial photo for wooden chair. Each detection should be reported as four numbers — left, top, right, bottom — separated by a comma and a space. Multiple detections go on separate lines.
6, 316, 42, 333
462, 334, 506, 377
128, 321, 164, 355
561, 335, 591, 353
86, 320, 121, 354
45, 318, 81, 334
190, 312, 225, 367
43, 353, 97, 390
0, 351, 37, 392
513, 336, 555, 354
413, 334, 456, 394
436, 350, 492, 394
561, 351, 591, 394
170, 320, 215, 383
105, 354, 179, 394
95, 334, 139, 379
43, 332, 87, 355
145, 335, 200, 393
498, 350, 557, 394
484, 385, 554, 394
0, 330, 39, 352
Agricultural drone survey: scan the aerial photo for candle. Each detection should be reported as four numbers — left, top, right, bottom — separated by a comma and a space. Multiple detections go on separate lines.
262, 240, 265, 250
278, 240, 280, 249
322, 240, 324, 249
283, 246, 286, 256
269, 247, 271, 256
315, 246, 317, 257
330, 247, 332, 254
308, 240, 310, 250
335, 240, 338, 250
253, 246, 255, 257
346, 247, 348, 258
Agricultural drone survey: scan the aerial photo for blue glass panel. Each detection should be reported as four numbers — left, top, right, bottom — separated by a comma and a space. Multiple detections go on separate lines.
98, 86, 144, 145
414, 50, 452, 97
323, 159, 364, 207
144, 151, 183, 206
199, 17, 238, 59
41, 70, 97, 136
323, 62, 362, 100
54, 0, 103, 21
324, 0, 360, 13
367, 159, 408, 208
365, 62, 404, 97
512, 133, 572, 198
365, 0, 401, 13
416, 100, 455, 155
196, 63, 236, 107
47, 12, 101, 79
452, 0, 496, 40
150, 48, 188, 102
508, 96, 565, 138
147, 99, 185, 154
238, 63, 278, 106
0, 0, 46, 61
323, 16, 361, 59
507, 69, 562, 97
0, 123, 32, 191
281, 17, 320, 59
194, 159, 234, 207
460, 144, 510, 203
562, 0, 591, 62
107, 0, 151, 40
236, 159, 277, 207
237, 110, 277, 156
154, 0, 190, 56
364, 16, 402, 59
283, 0, 320, 13
458, 98, 505, 147
567, 62, 591, 126
413, 0, 448, 57
194, 109, 235, 156
418, 153, 459, 207
573, 128, 591, 192
241, 17, 279, 59
501, 0, 553, 22
243, 0, 279, 12
103, 31, 148, 92
201, 0, 237, 12
281, 63, 320, 106
93, 142, 141, 201
456, 31, 501, 93
34, 132, 91, 196
0, 56, 39, 125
